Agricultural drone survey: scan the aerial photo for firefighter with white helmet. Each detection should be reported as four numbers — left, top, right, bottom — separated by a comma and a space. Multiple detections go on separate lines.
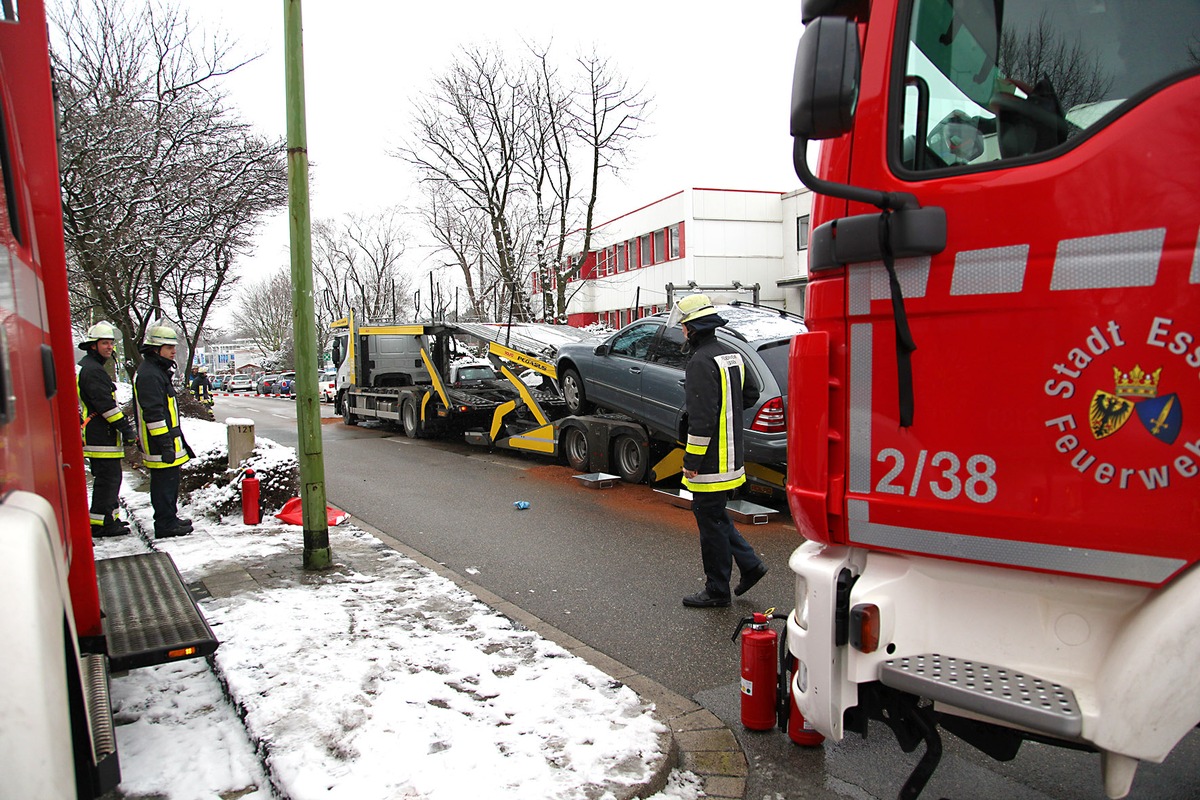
76, 321, 137, 537
669, 295, 768, 608
133, 324, 193, 538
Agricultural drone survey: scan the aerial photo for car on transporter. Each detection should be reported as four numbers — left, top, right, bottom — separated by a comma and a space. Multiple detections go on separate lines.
554, 302, 805, 490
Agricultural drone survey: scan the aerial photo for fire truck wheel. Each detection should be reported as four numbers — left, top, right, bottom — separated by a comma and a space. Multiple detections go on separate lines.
612, 434, 647, 484
560, 368, 593, 415
402, 399, 421, 439
562, 426, 590, 472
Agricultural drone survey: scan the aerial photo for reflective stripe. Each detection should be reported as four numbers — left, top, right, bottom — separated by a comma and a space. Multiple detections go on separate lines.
84, 445, 124, 457
848, 323, 873, 494
687, 434, 711, 448
847, 500, 1184, 584
1192, 225, 1200, 284
848, 256, 930, 316
1050, 228, 1164, 291
102, 407, 124, 423
685, 443, 706, 455
0, 249, 49, 331
684, 468, 746, 493
950, 245, 1028, 295
146, 419, 168, 433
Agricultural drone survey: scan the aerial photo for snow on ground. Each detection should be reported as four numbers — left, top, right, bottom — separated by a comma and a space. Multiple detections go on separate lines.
97, 417, 704, 799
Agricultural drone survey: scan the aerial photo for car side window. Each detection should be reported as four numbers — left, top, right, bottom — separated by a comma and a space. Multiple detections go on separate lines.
651, 325, 689, 369
609, 324, 657, 360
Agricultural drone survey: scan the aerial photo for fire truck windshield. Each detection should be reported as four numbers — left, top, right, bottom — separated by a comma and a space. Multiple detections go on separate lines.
898, 0, 1200, 171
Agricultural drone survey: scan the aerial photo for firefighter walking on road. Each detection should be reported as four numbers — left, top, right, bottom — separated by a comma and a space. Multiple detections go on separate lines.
134, 324, 193, 538
77, 322, 137, 537
670, 295, 768, 608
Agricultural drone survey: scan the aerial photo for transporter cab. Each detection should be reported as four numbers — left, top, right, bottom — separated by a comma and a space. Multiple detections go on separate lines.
786, 1, 1200, 798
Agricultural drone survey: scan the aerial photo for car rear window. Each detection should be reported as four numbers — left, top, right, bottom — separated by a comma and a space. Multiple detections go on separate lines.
756, 340, 792, 393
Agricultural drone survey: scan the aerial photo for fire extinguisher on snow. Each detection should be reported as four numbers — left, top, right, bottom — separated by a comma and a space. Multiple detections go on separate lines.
241, 468, 261, 525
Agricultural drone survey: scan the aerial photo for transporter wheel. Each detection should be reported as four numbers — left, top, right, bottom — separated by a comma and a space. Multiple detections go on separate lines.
612, 434, 648, 484
341, 393, 357, 426
560, 368, 594, 415
562, 426, 590, 472
402, 398, 421, 439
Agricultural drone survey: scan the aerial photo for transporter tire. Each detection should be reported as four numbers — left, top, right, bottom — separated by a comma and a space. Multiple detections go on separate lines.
612, 434, 648, 484
562, 426, 590, 472
402, 398, 421, 439
342, 393, 357, 426
560, 368, 594, 415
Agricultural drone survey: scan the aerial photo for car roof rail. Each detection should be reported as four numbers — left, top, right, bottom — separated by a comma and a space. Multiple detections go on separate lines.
728, 299, 806, 323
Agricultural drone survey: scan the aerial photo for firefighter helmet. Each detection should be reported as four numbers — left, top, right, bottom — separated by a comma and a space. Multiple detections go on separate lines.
667, 294, 718, 327
142, 325, 179, 348
77, 321, 117, 350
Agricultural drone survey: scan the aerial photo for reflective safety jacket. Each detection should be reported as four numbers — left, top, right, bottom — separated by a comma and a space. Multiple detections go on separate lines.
134, 352, 190, 469
76, 350, 134, 458
682, 332, 748, 493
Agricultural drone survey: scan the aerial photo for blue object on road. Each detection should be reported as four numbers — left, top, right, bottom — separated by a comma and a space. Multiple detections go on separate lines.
513, 501, 530, 510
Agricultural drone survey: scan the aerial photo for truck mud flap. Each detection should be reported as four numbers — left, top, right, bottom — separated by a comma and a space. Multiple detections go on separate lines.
96, 553, 219, 672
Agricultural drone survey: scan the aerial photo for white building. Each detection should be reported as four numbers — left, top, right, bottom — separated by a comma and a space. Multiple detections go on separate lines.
563, 186, 813, 327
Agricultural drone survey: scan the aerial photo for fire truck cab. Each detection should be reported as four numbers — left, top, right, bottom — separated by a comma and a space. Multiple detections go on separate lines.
786, 0, 1200, 797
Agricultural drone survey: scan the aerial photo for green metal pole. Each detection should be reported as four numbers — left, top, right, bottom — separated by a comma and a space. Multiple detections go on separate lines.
283, 0, 331, 570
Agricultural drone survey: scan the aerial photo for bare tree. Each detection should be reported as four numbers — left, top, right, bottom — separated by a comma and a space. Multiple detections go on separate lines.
399, 42, 649, 324
398, 47, 536, 321
999, 11, 1112, 112
52, 0, 287, 376
312, 207, 415, 334
231, 268, 292, 364
557, 50, 649, 321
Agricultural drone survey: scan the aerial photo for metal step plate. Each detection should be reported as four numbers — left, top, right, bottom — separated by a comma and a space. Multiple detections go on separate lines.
96, 553, 219, 671
879, 653, 1081, 738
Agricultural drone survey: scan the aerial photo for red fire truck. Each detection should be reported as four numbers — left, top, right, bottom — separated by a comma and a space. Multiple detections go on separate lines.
0, 2, 216, 796
785, 0, 1199, 797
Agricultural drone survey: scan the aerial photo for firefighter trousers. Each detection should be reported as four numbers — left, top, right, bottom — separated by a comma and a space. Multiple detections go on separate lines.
692, 489, 763, 598
88, 457, 123, 527
149, 464, 183, 531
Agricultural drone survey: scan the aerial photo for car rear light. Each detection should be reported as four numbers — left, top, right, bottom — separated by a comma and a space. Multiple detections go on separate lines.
750, 396, 786, 433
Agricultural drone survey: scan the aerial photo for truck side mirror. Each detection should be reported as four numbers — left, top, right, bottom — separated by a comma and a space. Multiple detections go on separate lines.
790, 16, 860, 141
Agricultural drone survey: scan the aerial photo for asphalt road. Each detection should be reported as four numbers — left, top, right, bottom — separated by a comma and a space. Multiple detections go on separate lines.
215, 394, 1200, 800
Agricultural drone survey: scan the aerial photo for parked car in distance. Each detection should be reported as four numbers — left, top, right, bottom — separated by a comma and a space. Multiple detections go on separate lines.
210, 375, 225, 391
320, 368, 337, 402
227, 373, 254, 393
554, 303, 805, 488
257, 374, 279, 395
276, 371, 297, 396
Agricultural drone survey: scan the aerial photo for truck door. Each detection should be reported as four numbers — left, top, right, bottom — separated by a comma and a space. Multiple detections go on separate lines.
834, 0, 1200, 582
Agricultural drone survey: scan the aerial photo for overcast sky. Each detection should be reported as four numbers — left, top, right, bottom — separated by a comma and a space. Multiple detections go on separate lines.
182, 1, 805, 295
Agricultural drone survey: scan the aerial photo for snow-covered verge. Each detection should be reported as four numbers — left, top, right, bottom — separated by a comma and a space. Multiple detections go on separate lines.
98, 417, 705, 799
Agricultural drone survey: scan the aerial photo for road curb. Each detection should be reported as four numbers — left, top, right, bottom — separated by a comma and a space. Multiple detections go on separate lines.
357, 517, 750, 800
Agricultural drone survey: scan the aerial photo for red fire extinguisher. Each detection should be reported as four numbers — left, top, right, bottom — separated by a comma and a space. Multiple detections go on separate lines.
776, 621, 825, 747
731, 610, 779, 730
241, 468, 261, 525
784, 656, 825, 746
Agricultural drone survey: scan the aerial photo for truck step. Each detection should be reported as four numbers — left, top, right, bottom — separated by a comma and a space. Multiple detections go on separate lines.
879, 653, 1082, 738
82, 653, 120, 794
96, 553, 219, 672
